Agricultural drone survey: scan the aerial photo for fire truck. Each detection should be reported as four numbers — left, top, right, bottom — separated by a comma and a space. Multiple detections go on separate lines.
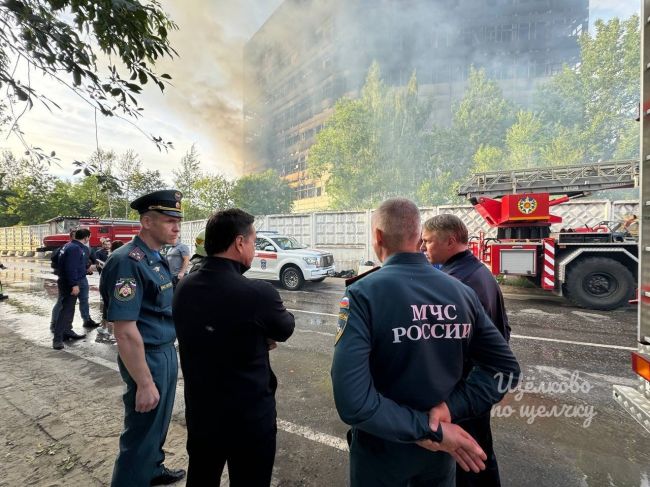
41, 217, 140, 251
458, 159, 639, 311
612, 0, 650, 434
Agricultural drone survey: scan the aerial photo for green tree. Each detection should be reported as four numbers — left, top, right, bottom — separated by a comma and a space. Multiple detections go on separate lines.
232, 170, 292, 216
309, 63, 431, 209
0, 0, 177, 161
172, 144, 203, 220
536, 16, 640, 161
194, 175, 234, 218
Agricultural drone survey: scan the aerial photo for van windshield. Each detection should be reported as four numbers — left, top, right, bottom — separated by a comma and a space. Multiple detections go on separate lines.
271, 237, 307, 250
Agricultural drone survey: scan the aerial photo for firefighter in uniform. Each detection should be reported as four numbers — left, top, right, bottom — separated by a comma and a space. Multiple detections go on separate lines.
100, 190, 186, 486
331, 198, 520, 487
421, 214, 510, 487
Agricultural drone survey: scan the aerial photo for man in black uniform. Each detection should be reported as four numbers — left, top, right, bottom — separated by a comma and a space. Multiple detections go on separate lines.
421, 214, 510, 487
331, 198, 520, 487
100, 190, 186, 486
173, 208, 295, 486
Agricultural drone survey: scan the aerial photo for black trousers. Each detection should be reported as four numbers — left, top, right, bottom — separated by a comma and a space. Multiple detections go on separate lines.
349, 429, 455, 487
186, 413, 276, 487
456, 413, 501, 487
53, 282, 77, 342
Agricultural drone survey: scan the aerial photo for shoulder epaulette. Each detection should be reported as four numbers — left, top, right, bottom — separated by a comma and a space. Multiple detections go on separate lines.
345, 266, 381, 287
128, 247, 146, 262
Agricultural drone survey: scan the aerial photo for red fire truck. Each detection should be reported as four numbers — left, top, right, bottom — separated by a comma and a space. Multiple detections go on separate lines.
458, 159, 638, 310
41, 217, 140, 251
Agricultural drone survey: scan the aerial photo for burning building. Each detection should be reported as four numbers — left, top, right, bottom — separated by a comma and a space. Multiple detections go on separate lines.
243, 0, 589, 211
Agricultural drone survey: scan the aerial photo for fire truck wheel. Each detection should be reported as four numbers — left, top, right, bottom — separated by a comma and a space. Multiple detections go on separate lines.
281, 265, 304, 291
566, 257, 634, 310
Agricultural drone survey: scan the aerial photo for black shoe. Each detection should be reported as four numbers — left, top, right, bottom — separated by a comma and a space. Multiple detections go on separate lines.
150, 467, 186, 485
0, 294, 7, 301
52, 341, 64, 350
83, 319, 100, 328
64, 330, 86, 340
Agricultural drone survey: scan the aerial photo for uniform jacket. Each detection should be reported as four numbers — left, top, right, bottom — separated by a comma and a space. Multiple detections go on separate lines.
331, 252, 520, 443
58, 240, 88, 287
443, 250, 510, 341
173, 256, 295, 427
99, 235, 176, 346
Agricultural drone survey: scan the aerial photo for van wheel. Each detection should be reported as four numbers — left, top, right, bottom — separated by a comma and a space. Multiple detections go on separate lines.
281, 266, 304, 291
565, 257, 634, 310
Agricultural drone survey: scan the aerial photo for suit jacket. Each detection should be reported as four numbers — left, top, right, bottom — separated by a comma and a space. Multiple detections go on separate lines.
173, 256, 295, 428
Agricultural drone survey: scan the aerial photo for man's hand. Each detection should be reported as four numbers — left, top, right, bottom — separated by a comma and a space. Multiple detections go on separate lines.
267, 339, 277, 351
176, 273, 184, 281
71, 285, 80, 296
428, 401, 452, 432
135, 381, 160, 413
416, 423, 487, 473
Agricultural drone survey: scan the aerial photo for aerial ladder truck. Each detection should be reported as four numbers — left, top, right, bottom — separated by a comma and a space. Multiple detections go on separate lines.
612, 0, 650, 434
458, 159, 639, 311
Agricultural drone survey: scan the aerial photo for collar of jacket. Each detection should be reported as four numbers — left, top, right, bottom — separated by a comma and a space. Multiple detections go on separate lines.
200, 256, 250, 275
383, 252, 429, 267
443, 249, 472, 268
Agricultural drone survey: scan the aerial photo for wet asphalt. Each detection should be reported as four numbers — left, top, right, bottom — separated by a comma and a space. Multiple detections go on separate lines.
0, 256, 648, 486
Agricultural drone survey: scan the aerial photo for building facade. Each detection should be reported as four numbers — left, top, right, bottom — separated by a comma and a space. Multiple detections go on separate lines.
243, 0, 589, 211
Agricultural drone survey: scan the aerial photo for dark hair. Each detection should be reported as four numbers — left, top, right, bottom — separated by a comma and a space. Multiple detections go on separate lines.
74, 228, 91, 240
204, 208, 255, 255
110, 241, 124, 252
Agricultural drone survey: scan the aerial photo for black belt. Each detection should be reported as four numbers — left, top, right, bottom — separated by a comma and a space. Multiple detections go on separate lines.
144, 342, 175, 351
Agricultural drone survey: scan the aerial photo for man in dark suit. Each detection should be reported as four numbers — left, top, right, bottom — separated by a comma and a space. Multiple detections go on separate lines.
173, 208, 295, 486
421, 214, 511, 487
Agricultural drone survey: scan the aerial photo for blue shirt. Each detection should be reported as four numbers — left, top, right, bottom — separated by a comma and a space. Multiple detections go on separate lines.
99, 236, 176, 346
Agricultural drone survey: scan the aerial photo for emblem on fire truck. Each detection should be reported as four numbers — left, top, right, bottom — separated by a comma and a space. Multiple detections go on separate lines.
517, 196, 537, 215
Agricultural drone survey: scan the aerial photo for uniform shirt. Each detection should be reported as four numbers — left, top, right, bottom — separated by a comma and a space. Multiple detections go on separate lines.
166, 242, 190, 278
331, 252, 520, 443
173, 256, 295, 426
99, 235, 176, 346
58, 240, 88, 287
443, 250, 510, 341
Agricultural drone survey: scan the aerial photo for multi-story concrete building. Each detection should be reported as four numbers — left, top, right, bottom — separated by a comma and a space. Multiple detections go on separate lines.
243, 0, 589, 211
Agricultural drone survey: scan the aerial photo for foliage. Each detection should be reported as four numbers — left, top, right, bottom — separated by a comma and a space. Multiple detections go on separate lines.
535, 16, 640, 162
0, 0, 177, 162
309, 63, 432, 209
232, 169, 293, 216
194, 175, 234, 219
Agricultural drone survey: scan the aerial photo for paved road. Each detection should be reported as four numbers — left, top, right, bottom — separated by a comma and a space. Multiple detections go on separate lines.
0, 256, 648, 486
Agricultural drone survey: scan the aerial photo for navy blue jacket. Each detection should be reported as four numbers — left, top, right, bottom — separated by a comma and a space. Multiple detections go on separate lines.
443, 250, 510, 341
58, 240, 88, 287
331, 252, 520, 443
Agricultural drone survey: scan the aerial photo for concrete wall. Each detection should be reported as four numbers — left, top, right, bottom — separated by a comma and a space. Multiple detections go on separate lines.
176, 200, 639, 272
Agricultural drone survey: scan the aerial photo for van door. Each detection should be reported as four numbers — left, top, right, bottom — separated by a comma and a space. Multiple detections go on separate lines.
252, 236, 279, 278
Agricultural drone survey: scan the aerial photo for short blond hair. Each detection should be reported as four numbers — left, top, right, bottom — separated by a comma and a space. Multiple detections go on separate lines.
423, 214, 468, 244
373, 198, 421, 251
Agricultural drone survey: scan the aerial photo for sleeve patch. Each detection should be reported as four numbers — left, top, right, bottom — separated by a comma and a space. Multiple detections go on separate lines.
335, 296, 350, 345
114, 277, 138, 301
128, 247, 145, 261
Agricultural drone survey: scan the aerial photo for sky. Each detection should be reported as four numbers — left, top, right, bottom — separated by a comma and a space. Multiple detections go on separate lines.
1, 0, 640, 183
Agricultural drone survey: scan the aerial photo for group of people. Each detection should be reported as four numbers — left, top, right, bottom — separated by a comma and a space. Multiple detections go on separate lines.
50, 231, 124, 348
89, 189, 519, 487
